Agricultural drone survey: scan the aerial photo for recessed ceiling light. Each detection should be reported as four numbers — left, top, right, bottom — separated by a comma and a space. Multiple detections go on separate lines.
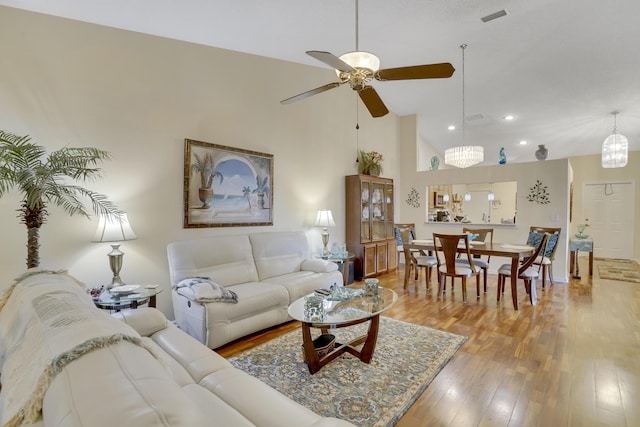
448, 125, 456, 131
519, 140, 527, 145
504, 115, 515, 121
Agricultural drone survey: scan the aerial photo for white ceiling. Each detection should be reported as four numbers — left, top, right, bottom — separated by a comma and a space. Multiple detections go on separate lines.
2, 0, 640, 164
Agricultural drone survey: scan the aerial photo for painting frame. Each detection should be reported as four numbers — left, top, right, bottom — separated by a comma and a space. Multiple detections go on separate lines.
183, 138, 274, 228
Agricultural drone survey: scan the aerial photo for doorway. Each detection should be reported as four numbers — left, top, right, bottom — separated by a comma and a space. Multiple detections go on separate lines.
582, 182, 635, 259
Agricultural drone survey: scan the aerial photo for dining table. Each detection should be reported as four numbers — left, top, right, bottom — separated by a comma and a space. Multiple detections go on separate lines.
405, 239, 535, 310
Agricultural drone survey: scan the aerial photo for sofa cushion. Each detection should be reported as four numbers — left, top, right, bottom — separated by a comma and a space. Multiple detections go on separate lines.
167, 235, 259, 286
301, 259, 339, 273
263, 271, 343, 302
249, 231, 311, 280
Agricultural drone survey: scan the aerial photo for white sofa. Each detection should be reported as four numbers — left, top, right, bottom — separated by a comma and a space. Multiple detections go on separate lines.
0, 270, 355, 427
167, 231, 344, 349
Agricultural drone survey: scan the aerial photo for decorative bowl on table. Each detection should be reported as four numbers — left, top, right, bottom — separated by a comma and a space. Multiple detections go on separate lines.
110, 285, 140, 296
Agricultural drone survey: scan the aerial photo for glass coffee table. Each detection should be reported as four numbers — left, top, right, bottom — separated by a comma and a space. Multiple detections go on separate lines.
93, 285, 162, 311
288, 286, 397, 374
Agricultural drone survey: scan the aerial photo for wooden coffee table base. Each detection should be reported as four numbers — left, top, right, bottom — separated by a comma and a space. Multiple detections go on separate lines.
301, 314, 380, 374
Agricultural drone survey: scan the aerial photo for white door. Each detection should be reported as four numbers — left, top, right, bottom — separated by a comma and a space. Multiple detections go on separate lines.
582, 182, 635, 259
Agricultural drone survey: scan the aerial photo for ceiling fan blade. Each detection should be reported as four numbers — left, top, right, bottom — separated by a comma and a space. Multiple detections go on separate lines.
280, 82, 342, 105
375, 63, 455, 81
306, 50, 355, 72
359, 86, 389, 118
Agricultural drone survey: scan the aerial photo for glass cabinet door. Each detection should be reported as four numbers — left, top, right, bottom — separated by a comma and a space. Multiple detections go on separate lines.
360, 180, 371, 242
384, 183, 394, 239
371, 181, 385, 241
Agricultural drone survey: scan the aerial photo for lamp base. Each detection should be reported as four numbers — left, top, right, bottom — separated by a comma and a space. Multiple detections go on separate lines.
321, 229, 330, 257
106, 244, 125, 290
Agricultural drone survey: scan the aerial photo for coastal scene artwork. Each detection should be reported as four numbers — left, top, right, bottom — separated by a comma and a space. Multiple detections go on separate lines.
183, 139, 273, 227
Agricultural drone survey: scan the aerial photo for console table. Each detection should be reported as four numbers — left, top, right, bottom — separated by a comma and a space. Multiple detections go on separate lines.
570, 237, 593, 279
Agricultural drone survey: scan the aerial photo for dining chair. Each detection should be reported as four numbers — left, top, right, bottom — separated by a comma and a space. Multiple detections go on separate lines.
455, 227, 494, 293
394, 223, 416, 267
433, 233, 481, 303
527, 226, 561, 288
498, 232, 550, 305
401, 227, 437, 291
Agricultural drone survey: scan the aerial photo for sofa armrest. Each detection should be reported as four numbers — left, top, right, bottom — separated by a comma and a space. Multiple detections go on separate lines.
112, 307, 168, 337
301, 259, 339, 273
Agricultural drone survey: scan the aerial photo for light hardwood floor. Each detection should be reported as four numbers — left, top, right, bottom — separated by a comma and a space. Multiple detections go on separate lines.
216, 257, 640, 427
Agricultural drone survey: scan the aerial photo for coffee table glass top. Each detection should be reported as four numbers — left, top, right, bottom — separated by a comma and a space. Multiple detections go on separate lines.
93, 285, 162, 309
288, 286, 397, 326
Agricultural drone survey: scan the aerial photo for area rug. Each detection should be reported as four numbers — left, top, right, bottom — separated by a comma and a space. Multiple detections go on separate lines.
227, 317, 466, 427
597, 257, 640, 283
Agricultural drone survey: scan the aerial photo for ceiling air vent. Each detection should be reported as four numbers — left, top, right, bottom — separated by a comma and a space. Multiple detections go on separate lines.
481, 10, 508, 23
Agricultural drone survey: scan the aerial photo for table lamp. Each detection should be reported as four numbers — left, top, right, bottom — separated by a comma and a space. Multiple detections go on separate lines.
315, 209, 335, 257
93, 213, 137, 289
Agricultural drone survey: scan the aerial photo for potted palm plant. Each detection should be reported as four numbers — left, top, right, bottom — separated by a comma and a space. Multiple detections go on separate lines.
191, 153, 223, 208
0, 130, 122, 268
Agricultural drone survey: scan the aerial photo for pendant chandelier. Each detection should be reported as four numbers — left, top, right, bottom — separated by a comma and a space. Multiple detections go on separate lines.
445, 44, 483, 168
601, 111, 628, 168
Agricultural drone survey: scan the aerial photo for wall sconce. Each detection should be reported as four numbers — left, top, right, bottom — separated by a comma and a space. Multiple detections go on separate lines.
442, 193, 450, 203
464, 192, 471, 201
315, 209, 335, 257
93, 213, 137, 289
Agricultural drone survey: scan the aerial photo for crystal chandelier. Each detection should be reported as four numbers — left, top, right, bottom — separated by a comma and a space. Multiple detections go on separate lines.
445, 44, 484, 168
601, 111, 628, 168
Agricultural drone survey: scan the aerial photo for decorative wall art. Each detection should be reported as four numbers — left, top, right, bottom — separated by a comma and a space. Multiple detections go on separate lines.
406, 187, 421, 208
183, 139, 273, 228
526, 179, 550, 204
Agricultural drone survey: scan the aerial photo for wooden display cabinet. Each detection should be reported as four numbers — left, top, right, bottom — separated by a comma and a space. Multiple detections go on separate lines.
345, 174, 396, 280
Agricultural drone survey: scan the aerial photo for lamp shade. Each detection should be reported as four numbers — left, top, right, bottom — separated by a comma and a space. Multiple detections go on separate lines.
93, 214, 137, 242
601, 133, 628, 168
336, 51, 380, 73
315, 210, 336, 228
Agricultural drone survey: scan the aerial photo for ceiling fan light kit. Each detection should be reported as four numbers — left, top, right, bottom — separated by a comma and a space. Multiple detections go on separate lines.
601, 111, 628, 168
445, 44, 484, 168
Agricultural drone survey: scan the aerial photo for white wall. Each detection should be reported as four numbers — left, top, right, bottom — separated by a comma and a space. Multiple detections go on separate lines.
0, 7, 401, 317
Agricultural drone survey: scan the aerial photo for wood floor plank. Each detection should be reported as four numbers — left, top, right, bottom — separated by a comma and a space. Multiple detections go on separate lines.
216, 258, 640, 427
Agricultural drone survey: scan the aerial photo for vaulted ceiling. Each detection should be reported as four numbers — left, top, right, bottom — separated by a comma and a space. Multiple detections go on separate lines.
2, 0, 639, 164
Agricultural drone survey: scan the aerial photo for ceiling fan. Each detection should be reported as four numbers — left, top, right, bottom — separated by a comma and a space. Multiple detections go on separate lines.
280, 0, 455, 118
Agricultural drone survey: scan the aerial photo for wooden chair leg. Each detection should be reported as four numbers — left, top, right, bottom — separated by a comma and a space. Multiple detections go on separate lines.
483, 268, 488, 293
476, 274, 480, 299
437, 273, 445, 298
541, 265, 547, 289
462, 277, 467, 303
548, 264, 555, 286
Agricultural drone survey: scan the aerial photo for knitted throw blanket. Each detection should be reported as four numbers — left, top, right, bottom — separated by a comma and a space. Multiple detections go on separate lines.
0, 270, 157, 427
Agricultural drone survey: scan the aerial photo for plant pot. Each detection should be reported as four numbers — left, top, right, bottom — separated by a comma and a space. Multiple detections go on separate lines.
198, 188, 214, 208
256, 192, 265, 209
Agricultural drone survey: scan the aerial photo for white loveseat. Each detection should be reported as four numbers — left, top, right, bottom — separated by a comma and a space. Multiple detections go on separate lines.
0, 270, 355, 427
167, 231, 344, 349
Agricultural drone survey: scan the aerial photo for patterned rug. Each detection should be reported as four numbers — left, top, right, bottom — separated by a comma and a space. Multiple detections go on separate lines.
227, 317, 466, 427
597, 258, 640, 283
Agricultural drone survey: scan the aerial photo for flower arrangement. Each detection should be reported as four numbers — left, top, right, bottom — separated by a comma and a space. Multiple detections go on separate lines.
358, 150, 383, 176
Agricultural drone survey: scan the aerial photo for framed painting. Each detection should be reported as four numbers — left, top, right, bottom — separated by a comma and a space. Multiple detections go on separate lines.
183, 139, 273, 228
